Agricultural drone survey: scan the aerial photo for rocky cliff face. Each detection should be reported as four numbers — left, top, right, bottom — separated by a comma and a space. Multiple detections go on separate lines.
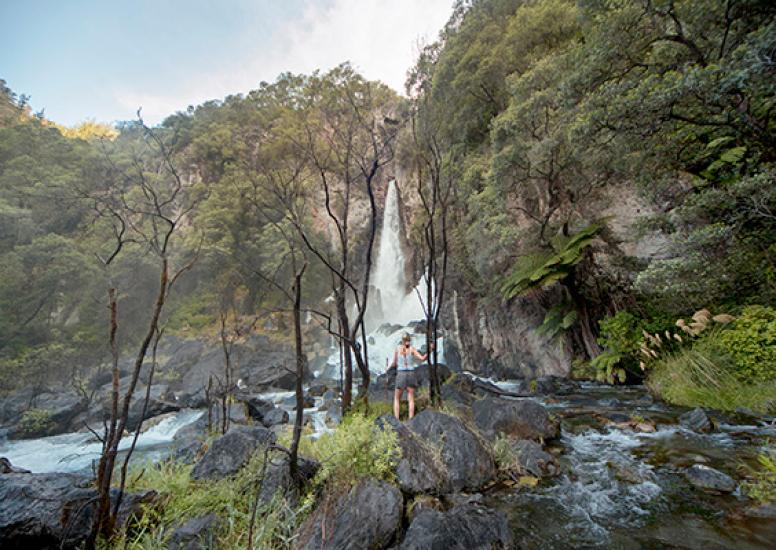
438, 184, 669, 379
449, 287, 572, 378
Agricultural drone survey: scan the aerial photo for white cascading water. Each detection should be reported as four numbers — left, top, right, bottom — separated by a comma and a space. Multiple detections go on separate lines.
316, 179, 440, 378
366, 179, 426, 331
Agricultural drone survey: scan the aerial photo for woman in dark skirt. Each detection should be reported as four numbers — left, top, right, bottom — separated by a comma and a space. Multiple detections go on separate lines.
392, 333, 430, 420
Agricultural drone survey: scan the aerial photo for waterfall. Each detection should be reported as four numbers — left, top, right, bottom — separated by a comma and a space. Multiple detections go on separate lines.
316, 179, 438, 378
365, 180, 427, 331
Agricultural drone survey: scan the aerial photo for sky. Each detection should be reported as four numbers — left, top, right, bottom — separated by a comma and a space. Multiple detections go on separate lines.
0, 0, 453, 126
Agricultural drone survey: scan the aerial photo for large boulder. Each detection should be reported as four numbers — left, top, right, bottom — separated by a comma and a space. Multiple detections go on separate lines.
407, 411, 496, 492
472, 396, 559, 441
399, 504, 513, 550
684, 465, 736, 493
236, 394, 275, 422
295, 478, 402, 550
167, 513, 218, 550
258, 455, 319, 507
375, 415, 450, 495
281, 393, 315, 410
262, 407, 289, 427
510, 439, 559, 478
0, 458, 30, 474
0, 472, 155, 550
679, 408, 712, 433
97, 384, 180, 433
9, 392, 88, 438
191, 425, 274, 480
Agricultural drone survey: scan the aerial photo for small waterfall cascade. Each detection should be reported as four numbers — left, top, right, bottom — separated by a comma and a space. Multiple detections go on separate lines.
366, 180, 424, 330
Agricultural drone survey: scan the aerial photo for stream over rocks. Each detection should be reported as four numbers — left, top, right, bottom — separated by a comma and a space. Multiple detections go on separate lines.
480, 381, 776, 549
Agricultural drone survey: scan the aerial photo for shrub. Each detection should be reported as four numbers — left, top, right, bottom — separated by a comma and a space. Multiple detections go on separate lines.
646, 338, 776, 413
742, 449, 776, 504
305, 413, 399, 490
118, 452, 307, 549
716, 305, 776, 382
590, 310, 672, 383
17, 408, 54, 437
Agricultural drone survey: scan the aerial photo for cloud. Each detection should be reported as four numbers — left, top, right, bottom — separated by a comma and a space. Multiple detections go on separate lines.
115, 0, 452, 124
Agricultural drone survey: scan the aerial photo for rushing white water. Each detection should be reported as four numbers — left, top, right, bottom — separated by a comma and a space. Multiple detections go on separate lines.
0, 409, 203, 473
365, 180, 425, 331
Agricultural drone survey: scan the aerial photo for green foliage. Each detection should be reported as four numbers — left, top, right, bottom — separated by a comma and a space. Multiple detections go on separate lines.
286, 413, 399, 491
537, 302, 578, 341
591, 311, 673, 383
500, 223, 604, 300
492, 434, 518, 473
276, 408, 401, 491
16, 408, 54, 437
646, 338, 776, 413
118, 454, 308, 549
742, 449, 776, 505
716, 306, 776, 382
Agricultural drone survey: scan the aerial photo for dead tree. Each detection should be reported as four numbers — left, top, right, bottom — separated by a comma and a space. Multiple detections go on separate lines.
409, 107, 454, 406
81, 114, 203, 547
287, 67, 399, 411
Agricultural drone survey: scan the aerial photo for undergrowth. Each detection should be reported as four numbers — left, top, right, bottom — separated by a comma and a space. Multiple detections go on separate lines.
742, 448, 776, 504
646, 339, 776, 413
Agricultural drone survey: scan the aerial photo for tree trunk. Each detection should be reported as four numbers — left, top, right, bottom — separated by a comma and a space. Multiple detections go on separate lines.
289, 265, 306, 481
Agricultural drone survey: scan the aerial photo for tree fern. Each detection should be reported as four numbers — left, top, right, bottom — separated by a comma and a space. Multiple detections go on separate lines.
500, 222, 604, 300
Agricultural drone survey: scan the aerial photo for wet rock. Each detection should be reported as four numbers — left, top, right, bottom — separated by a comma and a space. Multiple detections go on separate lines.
603, 412, 631, 424
608, 461, 650, 484
167, 513, 218, 550
408, 411, 495, 492
172, 440, 204, 465
173, 413, 208, 442
281, 393, 315, 410
0, 472, 155, 550
236, 394, 275, 422
0, 457, 30, 474
414, 363, 453, 386
532, 376, 560, 395
743, 503, 776, 519
258, 455, 319, 507
321, 389, 338, 401
262, 407, 289, 427
511, 439, 560, 478
295, 478, 402, 550
191, 425, 274, 480
408, 495, 443, 520
9, 392, 88, 438
375, 415, 451, 495
317, 398, 339, 412
443, 337, 463, 372
399, 503, 512, 550
125, 385, 180, 432
324, 408, 342, 427
679, 408, 712, 433
472, 397, 559, 441
684, 464, 736, 493
307, 383, 329, 397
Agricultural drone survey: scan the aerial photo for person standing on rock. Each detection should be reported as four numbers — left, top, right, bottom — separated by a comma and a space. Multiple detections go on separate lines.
392, 333, 431, 420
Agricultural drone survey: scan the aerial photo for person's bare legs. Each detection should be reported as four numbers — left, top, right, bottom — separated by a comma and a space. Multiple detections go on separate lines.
407, 387, 415, 419
394, 388, 403, 419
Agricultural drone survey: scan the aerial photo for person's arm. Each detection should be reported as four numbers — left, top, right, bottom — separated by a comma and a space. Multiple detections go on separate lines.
390, 349, 398, 369
413, 345, 430, 362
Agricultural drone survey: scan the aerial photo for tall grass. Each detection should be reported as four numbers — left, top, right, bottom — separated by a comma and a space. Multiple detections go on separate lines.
112, 453, 308, 549
646, 340, 776, 413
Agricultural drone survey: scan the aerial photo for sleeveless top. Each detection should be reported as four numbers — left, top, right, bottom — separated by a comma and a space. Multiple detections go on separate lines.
397, 348, 414, 371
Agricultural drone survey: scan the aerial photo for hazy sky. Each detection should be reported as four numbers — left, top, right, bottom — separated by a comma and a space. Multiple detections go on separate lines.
0, 0, 453, 125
